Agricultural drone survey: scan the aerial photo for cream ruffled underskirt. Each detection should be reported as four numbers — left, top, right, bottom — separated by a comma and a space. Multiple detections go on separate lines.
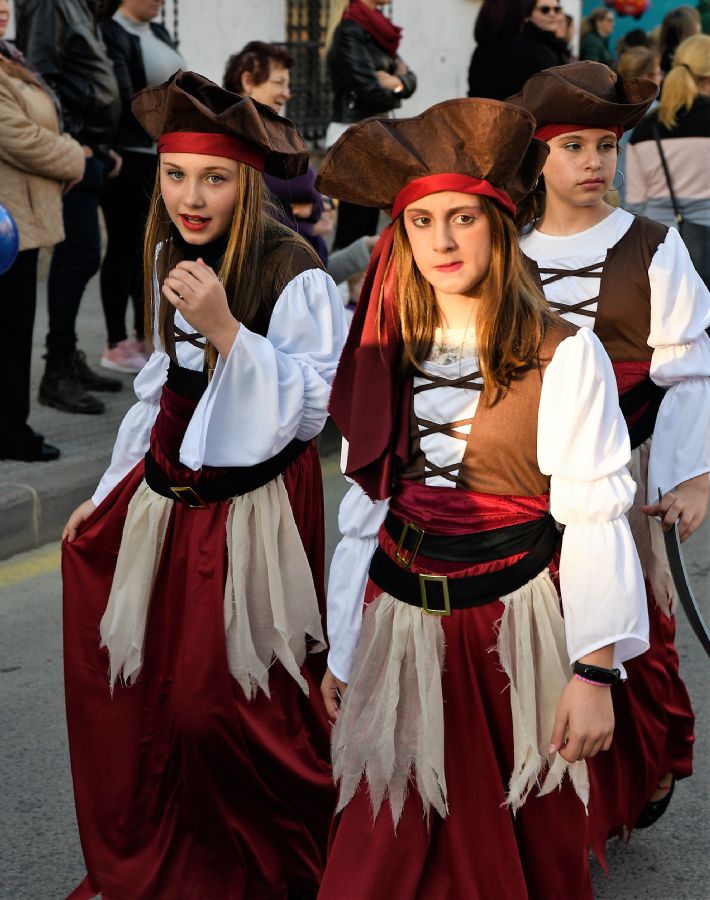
99, 477, 326, 698
628, 438, 676, 615
332, 568, 589, 826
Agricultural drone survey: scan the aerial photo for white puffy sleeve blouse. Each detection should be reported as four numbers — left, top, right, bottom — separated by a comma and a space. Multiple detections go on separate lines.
92, 265, 349, 506
646, 227, 710, 502
326, 328, 649, 682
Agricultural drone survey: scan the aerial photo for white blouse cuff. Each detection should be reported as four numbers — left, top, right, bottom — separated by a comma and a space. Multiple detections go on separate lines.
650, 333, 710, 385
549, 469, 637, 525
559, 517, 649, 673
327, 533, 379, 683
327, 484, 389, 683
648, 377, 710, 500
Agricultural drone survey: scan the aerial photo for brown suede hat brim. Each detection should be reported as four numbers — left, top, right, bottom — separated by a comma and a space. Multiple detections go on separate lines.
315, 98, 548, 212
131, 70, 309, 178
507, 61, 658, 132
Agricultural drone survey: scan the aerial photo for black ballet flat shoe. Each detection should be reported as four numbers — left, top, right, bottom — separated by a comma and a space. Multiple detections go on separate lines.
635, 775, 676, 829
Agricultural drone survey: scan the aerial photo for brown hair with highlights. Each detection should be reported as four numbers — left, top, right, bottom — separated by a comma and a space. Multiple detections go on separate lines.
143, 161, 317, 370
384, 196, 551, 405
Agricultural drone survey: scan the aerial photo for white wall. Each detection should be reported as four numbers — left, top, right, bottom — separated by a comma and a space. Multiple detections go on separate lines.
393, 0, 480, 116
169, 0, 286, 85
155, 0, 582, 118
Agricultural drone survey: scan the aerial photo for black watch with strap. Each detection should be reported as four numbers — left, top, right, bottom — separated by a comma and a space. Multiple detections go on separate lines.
572, 661, 622, 685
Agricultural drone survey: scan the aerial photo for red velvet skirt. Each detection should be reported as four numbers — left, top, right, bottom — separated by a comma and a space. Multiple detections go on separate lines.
319, 483, 593, 900
62, 388, 336, 900
587, 583, 695, 862
586, 364, 695, 857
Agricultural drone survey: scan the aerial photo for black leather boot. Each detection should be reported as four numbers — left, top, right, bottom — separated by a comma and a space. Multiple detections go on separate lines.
70, 349, 122, 392
0, 429, 60, 462
39, 355, 105, 414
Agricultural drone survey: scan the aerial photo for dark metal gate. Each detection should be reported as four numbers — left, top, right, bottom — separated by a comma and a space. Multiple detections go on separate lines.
284, 0, 332, 143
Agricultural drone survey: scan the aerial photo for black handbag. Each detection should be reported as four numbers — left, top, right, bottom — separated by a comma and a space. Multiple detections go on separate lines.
652, 120, 710, 288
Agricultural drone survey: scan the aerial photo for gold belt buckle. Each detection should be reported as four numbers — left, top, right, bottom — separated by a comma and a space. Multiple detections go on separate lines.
394, 520, 425, 569
419, 574, 451, 616
170, 485, 208, 509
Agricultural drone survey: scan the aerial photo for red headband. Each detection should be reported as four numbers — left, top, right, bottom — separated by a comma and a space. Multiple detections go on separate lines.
157, 131, 265, 172
391, 174, 517, 220
534, 123, 624, 142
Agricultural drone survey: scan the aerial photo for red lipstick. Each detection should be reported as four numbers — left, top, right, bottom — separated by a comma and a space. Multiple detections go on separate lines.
179, 214, 212, 232
435, 262, 463, 273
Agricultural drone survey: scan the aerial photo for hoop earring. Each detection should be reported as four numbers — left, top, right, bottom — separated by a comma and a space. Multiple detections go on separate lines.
155, 196, 174, 225
609, 169, 625, 192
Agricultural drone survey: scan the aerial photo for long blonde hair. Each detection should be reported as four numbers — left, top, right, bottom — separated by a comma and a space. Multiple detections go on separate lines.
143, 161, 314, 370
325, 0, 350, 52
384, 197, 551, 405
658, 34, 710, 129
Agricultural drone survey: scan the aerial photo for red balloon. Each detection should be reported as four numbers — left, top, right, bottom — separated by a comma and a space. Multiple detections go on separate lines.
614, 0, 650, 17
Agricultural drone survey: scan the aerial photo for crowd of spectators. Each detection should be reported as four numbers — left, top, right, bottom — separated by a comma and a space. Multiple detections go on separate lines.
1, 0, 709, 464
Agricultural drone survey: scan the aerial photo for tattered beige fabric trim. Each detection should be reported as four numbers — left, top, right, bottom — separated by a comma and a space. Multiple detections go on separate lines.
99, 477, 325, 697
628, 439, 676, 615
224, 476, 326, 699
496, 568, 589, 812
332, 592, 447, 826
332, 568, 587, 826
100, 480, 172, 691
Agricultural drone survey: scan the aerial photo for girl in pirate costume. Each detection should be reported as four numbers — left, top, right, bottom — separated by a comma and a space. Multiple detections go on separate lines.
315, 99, 648, 900
509, 61, 710, 857
60, 72, 347, 900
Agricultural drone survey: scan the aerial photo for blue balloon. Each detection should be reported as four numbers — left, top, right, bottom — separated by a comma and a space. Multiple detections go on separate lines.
0, 203, 19, 275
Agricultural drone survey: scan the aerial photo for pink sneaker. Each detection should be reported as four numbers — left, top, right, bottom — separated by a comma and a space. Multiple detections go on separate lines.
126, 336, 150, 358
100, 339, 146, 374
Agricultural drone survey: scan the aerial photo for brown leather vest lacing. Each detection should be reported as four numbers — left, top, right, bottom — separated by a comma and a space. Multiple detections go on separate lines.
538, 259, 605, 320
412, 369, 485, 485
524, 215, 669, 363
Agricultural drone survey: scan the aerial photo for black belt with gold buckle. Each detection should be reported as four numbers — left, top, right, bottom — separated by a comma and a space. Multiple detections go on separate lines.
386, 511, 555, 568
369, 514, 559, 616
143, 438, 309, 507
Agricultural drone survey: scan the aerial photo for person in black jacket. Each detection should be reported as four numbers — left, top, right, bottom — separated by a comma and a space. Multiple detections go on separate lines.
467, 0, 570, 101
99, 0, 183, 374
14, 0, 124, 413
326, 0, 416, 250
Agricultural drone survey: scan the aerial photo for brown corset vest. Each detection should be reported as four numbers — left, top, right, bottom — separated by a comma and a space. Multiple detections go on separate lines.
399, 319, 576, 496
523, 215, 668, 362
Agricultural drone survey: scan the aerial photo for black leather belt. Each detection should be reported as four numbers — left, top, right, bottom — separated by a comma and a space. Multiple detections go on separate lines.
143, 439, 309, 508
384, 511, 554, 565
369, 513, 559, 615
619, 377, 665, 450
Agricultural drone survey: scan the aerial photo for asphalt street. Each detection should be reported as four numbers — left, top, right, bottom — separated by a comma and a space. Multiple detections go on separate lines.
0, 458, 708, 899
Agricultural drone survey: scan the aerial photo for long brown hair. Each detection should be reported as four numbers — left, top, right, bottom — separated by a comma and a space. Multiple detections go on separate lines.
143, 161, 313, 370
385, 196, 551, 405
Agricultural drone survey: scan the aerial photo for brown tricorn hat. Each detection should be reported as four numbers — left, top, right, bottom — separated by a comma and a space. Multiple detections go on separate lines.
507, 61, 658, 134
315, 98, 549, 216
131, 70, 309, 178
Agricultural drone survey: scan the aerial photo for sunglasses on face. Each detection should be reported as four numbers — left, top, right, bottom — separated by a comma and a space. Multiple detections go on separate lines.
537, 5, 563, 13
